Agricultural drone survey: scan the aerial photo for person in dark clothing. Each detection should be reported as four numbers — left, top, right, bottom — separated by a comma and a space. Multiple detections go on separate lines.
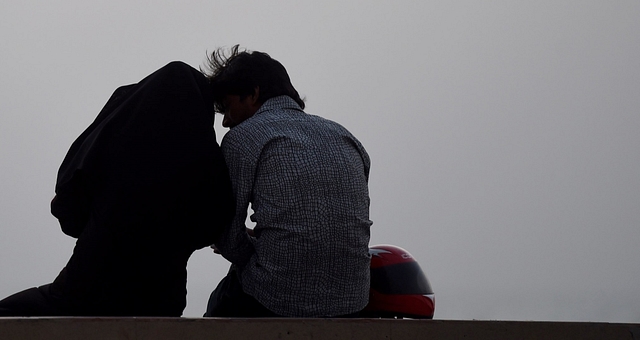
0, 61, 235, 317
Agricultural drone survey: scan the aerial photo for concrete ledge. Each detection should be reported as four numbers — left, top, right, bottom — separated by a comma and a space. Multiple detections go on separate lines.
1, 318, 639, 340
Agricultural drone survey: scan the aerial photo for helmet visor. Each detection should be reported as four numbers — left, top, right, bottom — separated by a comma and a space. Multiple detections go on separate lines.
370, 261, 434, 295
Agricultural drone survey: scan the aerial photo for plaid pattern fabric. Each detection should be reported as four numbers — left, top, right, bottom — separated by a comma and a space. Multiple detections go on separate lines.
216, 96, 372, 317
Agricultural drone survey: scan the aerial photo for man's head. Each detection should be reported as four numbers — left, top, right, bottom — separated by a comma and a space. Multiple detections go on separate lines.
203, 45, 305, 128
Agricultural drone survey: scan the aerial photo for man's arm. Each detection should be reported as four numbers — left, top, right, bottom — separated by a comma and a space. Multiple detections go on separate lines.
213, 134, 257, 266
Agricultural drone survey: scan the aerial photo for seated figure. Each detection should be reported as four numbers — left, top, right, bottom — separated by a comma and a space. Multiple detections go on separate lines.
0, 62, 234, 316
203, 46, 372, 318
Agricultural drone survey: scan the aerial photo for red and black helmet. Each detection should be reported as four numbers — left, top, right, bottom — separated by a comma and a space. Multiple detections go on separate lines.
362, 244, 435, 319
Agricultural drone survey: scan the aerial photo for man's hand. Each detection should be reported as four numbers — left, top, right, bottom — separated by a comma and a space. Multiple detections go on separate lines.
211, 228, 254, 254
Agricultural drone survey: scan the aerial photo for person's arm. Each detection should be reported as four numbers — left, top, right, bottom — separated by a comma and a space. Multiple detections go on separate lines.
213, 134, 257, 266
51, 85, 136, 239
50, 176, 90, 238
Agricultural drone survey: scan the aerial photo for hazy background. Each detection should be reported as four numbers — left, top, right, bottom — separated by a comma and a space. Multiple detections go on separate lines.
1, 1, 639, 322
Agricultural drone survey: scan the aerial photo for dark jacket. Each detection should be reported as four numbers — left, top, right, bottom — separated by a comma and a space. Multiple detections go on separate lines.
49, 61, 234, 316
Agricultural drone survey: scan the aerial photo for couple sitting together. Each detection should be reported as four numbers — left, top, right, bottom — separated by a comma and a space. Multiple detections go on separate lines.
0, 45, 372, 318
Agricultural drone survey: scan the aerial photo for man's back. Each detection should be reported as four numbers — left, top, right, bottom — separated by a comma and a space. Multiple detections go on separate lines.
219, 96, 372, 317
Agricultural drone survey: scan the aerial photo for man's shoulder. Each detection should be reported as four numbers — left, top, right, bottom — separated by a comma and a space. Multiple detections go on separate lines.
222, 114, 279, 145
223, 98, 363, 149
228, 108, 351, 140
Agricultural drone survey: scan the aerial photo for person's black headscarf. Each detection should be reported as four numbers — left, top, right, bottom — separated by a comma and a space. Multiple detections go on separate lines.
49, 61, 234, 316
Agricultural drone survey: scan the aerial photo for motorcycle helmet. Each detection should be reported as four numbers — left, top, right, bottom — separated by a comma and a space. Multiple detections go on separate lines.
362, 244, 435, 319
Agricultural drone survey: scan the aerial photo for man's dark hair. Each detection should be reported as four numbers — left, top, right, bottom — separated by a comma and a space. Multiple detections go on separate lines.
203, 45, 305, 112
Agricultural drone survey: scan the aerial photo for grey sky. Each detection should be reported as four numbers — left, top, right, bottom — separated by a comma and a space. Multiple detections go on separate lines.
1, 1, 639, 321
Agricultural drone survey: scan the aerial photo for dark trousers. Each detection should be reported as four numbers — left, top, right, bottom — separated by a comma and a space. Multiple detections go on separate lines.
0, 284, 69, 316
204, 267, 362, 318
204, 268, 280, 317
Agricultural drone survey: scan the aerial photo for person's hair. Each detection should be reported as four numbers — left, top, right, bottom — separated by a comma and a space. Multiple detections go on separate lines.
202, 45, 305, 112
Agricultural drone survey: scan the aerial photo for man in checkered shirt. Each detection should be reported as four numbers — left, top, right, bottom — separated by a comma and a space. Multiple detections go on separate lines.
203, 45, 372, 317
